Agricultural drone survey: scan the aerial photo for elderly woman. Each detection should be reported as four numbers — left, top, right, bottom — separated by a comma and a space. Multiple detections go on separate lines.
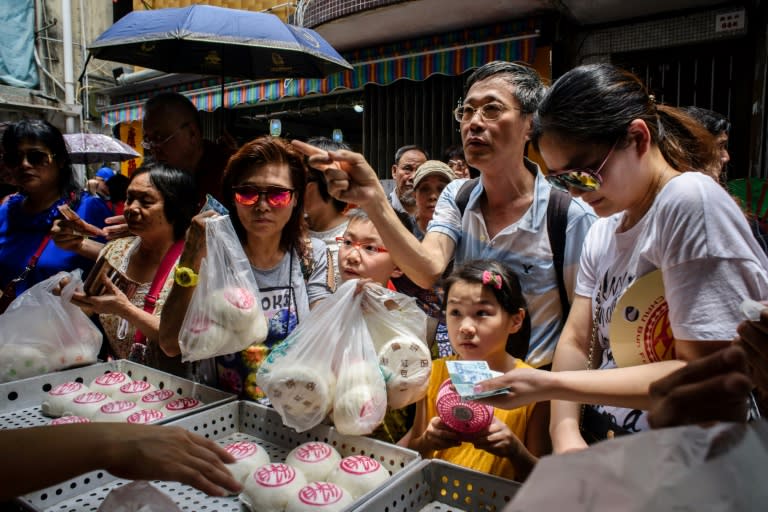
0, 120, 109, 311
160, 136, 334, 399
64, 164, 197, 375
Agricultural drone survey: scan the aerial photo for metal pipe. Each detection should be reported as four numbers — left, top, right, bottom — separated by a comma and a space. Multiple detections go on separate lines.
61, 0, 77, 132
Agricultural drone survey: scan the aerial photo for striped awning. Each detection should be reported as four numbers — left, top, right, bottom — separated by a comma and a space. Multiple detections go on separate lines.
100, 20, 539, 126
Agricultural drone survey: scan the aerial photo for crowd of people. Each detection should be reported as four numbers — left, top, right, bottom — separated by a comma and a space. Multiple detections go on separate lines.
1, 59, 768, 504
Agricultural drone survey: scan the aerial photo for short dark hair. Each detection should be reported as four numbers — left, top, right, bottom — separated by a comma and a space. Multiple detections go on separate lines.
394, 144, 429, 165
305, 136, 348, 213
442, 144, 465, 162
2, 119, 77, 195
681, 106, 731, 136
129, 164, 197, 240
144, 92, 201, 130
465, 61, 545, 114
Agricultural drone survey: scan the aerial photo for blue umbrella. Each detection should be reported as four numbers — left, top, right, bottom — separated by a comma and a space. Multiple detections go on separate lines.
87, 5, 352, 79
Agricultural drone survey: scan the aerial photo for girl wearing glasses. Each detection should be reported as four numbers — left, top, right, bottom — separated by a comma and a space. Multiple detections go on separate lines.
473, 64, 768, 451
0, 120, 109, 309
159, 137, 333, 400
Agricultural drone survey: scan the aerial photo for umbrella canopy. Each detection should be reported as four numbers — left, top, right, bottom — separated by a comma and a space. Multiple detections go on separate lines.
88, 5, 352, 79
64, 133, 140, 165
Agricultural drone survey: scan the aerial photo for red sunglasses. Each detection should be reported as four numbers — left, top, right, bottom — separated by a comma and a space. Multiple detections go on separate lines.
233, 185, 295, 208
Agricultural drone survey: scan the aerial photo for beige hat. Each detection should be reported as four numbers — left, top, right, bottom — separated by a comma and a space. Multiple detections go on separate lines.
412, 160, 456, 190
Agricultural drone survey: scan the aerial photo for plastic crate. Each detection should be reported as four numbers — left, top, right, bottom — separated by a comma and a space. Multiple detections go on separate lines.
0, 360, 235, 430
355, 459, 521, 512
17, 400, 421, 512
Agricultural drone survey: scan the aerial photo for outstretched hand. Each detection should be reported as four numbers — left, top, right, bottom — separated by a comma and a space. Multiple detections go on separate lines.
291, 139, 386, 208
471, 367, 553, 410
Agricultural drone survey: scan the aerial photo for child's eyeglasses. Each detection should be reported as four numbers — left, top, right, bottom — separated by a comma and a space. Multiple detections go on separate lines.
545, 143, 616, 192
233, 186, 295, 208
5, 149, 55, 168
335, 237, 388, 256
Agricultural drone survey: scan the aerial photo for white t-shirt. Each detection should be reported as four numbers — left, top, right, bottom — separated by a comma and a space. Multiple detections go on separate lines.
310, 220, 348, 287
576, 171, 768, 432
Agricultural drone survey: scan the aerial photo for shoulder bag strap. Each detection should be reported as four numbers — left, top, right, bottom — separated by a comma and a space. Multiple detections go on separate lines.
455, 177, 480, 216
1, 233, 51, 297
546, 188, 571, 319
133, 239, 185, 344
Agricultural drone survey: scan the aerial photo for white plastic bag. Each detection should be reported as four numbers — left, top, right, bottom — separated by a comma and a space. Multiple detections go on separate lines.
98, 481, 182, 512
362, 286, 431, 409
257, 280, 386, 434
0, 270, 101, 382
178, 215, 267, 362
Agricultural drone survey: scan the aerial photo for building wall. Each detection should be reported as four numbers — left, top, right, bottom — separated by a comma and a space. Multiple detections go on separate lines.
131, 0, 296, 21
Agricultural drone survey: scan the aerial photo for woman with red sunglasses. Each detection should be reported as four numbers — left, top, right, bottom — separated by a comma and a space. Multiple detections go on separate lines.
0, 119, 110, 312
159, 137, 334, 400
472, 64, 768, 451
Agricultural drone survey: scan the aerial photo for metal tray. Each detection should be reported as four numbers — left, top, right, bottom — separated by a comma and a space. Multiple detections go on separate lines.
0, 360, 235, 430
18, 400, 421, 512
356, 458, 521, 511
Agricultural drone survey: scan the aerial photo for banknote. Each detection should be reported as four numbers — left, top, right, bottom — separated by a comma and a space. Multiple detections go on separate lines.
445, 360, 509, 401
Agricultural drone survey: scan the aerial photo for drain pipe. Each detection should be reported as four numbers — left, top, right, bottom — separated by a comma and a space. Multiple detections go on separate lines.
61, 0, 77, 133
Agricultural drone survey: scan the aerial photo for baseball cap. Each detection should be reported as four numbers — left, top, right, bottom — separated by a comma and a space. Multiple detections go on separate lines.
412, 160, 456, 190
95, 167, 115, 181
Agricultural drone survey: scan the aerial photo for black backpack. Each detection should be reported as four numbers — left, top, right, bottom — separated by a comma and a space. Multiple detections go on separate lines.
455, 178, 572, 318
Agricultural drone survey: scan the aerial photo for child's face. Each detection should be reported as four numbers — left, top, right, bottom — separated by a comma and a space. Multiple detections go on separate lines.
445, 281, 524, 361
338, 218, 401, 286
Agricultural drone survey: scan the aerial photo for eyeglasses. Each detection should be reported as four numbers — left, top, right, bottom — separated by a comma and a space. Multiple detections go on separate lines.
448, 159, 467, 170
233, 186, 295, 208
453, 102, 513, 123
141, 123, 189, 151
4, 149, 55, 167
545, 143, 617, 192
335, 237, 389, 256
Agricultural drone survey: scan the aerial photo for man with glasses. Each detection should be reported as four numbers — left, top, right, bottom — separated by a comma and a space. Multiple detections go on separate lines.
142, 92, 232, 205
389, 144, 428, 216
296, 61, 595, 371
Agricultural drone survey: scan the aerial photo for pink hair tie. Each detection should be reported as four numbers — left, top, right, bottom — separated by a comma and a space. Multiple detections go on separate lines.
481, 270, 502, 290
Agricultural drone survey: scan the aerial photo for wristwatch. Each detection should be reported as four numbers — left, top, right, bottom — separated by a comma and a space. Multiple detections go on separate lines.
174, 266, 199, 287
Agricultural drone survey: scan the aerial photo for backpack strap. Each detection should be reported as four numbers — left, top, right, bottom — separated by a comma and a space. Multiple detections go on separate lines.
546, 188, 571, 319
455, 177, 480, 216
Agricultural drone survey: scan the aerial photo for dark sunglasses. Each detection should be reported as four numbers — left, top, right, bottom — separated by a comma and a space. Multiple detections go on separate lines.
233, 185, 295, 208
545, 143, 617, 193
4, 149, 55, 168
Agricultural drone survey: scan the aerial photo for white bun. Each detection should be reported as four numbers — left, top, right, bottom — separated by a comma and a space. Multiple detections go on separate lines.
126, 409, 165, 424
139, 389, 177, 410
113, 380, 156, 402
332, 385, 387, 436
224, 441, 270, 485
263, 366, 334, 431
41, 381, 90, 417
92, 400, 141, 422
285, 442, 341, 482
327, 455, 390, 499
242, 463, 307, 512
378, 336, 432, 409
63, 392, 113, 419
89, 372, 131, 397
162, 397, 202, 416
285, 482, 353, 512
208, 287, 261, 332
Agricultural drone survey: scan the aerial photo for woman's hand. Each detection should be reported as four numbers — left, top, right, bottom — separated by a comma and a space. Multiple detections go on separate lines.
291, 140, 386, 209
472, 367, 554, 410
51, 219, 87, 252
70, 274, 132, 316
104, 215, 130, 240
179, 211, 217, 270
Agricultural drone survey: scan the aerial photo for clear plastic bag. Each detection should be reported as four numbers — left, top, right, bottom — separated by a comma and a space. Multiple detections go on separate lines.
362, 285, 431, 409
0, 270, 101, 383
257, 280, 386, 434
178, 215, 267, 362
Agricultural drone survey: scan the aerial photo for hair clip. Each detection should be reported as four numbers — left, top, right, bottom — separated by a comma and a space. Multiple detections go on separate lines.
481, 270, 502, 290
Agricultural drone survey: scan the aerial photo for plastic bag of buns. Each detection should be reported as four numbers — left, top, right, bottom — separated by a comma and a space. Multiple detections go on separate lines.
362, 285, 432, 409
0, 270, 101, 383
178, 215, 267, 362
257, 279, 386, 434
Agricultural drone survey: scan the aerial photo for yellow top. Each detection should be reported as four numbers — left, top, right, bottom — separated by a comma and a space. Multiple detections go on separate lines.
425, 356, 535, 481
